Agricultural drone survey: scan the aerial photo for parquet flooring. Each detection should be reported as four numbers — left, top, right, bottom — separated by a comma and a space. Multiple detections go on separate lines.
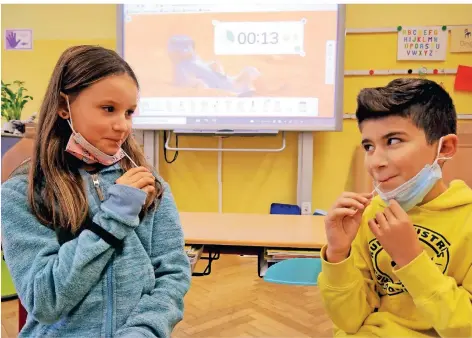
2, 254, 333, 337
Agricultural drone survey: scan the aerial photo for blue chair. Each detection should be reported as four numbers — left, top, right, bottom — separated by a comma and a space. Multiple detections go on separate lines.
313, 209, 327, 216
263, 258, 322, 286
270, 202, 327, 216
265, 203, 324, 285
270, 203, 301, 215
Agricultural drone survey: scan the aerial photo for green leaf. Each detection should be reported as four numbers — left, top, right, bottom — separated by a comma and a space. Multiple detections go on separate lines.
1, 103, 10, 116
2, 84, 15, 100
20, 99, 29, 110
1, 106, 15, 121
17, 87, 24, 101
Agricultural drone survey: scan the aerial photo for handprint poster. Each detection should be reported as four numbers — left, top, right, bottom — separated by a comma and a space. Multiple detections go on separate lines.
4, 29, 33, 50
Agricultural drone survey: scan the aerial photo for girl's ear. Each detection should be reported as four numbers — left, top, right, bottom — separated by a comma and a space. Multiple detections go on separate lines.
57, 110, 69, 120
57, 92, 70, 120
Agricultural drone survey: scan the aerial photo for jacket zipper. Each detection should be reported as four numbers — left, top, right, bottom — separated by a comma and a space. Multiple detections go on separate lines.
91, 173, 105, 201
90, 173, 113, 337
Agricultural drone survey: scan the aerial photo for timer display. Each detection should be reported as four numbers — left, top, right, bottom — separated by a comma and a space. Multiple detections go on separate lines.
213, 20, 307, 56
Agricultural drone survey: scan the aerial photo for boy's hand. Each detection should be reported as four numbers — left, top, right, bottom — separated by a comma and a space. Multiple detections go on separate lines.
325, 192, 373, 263
368, 199, 423, 269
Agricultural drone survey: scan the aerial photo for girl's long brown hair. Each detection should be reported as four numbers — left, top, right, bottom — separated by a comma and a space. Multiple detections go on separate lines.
28, 45, 161, 233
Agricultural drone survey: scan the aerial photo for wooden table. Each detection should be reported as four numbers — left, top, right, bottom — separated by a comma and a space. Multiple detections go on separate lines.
180, 212, 327, 277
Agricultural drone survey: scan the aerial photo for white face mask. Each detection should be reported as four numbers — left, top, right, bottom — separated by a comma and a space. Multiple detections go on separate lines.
374, 137, 452, 211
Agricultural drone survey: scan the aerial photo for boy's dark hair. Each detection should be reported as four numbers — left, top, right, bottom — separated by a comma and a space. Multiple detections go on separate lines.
356, 78, 457, 144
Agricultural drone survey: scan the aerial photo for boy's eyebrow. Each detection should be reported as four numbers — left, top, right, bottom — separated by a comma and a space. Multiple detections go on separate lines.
361, 131, 408, 144
382, 131, 408, 139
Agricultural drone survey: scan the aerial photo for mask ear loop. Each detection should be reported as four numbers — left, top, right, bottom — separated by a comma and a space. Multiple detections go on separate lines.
435, 137, 453, 163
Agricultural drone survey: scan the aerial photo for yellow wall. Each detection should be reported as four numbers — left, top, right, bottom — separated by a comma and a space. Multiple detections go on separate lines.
3, 4, 471, 213
1, 4, 116, 118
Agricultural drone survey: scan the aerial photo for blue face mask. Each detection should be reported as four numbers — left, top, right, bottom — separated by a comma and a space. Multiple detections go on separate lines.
374, 137, 452, 212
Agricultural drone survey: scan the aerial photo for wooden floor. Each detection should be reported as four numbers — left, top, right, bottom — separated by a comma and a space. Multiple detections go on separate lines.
2, 255, 333, 337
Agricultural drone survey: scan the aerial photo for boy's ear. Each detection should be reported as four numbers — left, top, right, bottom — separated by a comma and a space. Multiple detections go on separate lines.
439, 134, 458, 160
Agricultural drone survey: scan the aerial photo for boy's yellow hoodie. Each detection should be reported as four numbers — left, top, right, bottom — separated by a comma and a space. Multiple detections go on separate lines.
318, 180, 472, 337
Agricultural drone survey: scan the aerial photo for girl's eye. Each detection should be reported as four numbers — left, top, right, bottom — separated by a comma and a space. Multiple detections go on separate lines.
126, 110, 135, 116
103, 106, 114, 113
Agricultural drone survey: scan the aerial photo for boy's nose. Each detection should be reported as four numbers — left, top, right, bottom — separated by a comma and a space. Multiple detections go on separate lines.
369, 150, 389, 169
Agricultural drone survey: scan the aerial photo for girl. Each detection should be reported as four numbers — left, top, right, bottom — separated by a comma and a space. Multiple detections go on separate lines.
1, 45, 191, 337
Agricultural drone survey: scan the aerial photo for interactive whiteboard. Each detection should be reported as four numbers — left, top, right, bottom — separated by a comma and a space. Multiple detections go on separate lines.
119, 3, 345, 131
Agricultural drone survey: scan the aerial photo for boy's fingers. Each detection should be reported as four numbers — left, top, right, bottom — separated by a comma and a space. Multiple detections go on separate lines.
360, 192, 374, 199
340, 192, 370, 204
383, 207, 396, 223
368, 219, 381, 237
335, 198, 365, 210
375, 212, 389, 231
331, 208, 357, 219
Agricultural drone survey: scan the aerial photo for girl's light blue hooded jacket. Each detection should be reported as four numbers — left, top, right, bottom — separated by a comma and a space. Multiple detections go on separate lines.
1, 162, 191, 337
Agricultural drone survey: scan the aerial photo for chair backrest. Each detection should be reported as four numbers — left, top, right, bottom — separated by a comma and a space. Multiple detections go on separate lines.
270, 203, 301, 215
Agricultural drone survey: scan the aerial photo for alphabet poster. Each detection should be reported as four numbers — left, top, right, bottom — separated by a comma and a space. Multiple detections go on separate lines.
397, 26, 447, 61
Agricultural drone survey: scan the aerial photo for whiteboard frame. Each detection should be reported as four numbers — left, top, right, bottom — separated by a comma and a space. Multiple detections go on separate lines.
116, 4, 345, 132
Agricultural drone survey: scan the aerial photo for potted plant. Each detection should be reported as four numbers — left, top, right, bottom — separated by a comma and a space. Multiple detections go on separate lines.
1, 80, 34, 134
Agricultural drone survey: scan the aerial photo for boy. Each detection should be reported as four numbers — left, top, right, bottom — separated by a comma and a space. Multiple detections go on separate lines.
318, 78, 472, 337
